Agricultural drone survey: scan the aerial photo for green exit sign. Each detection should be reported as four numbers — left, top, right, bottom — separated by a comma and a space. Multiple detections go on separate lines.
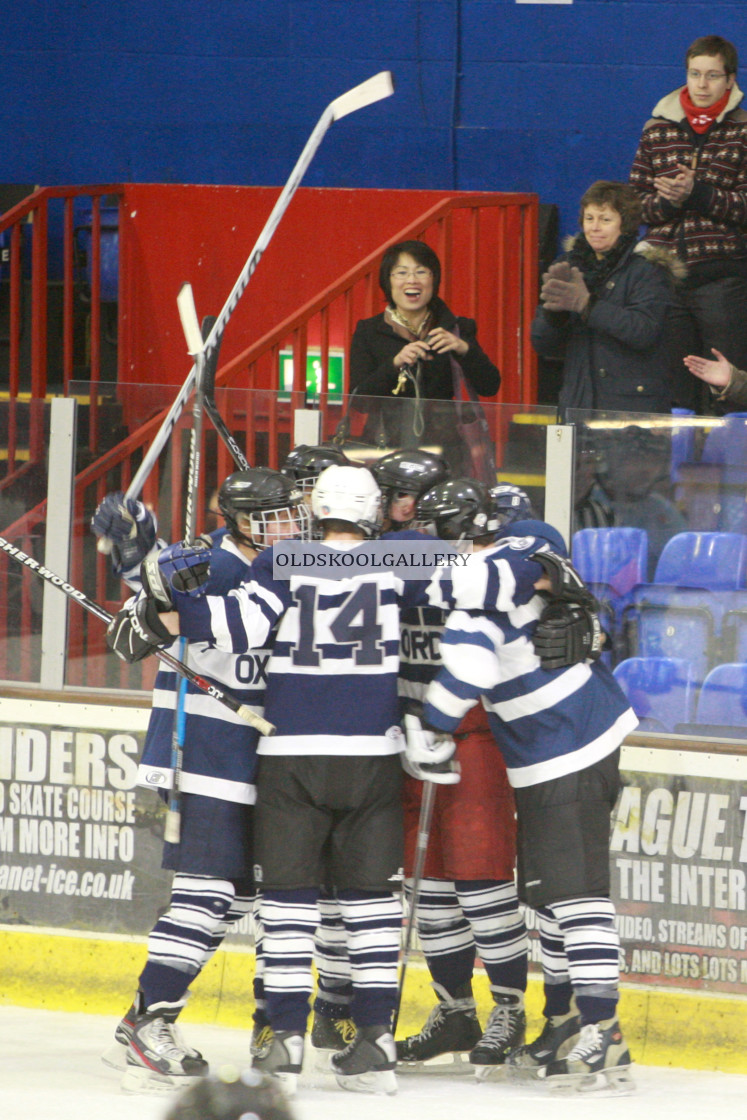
279, 350, 344, 402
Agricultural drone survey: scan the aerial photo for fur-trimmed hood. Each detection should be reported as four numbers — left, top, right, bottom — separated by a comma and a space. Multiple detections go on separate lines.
645, 82, 746, 127
562, 234, 687, 281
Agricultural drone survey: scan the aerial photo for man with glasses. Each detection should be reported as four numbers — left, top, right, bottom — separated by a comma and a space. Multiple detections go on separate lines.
629, 35, 747, 411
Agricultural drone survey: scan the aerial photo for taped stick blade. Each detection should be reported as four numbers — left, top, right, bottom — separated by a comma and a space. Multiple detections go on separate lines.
177, 282, 204, 356
330, 71, 394, 121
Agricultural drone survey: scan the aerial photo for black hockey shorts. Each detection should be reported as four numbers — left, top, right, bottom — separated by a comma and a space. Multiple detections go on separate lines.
162, 792, 254, 882
513, 748, 621, 909
254, 753, 404, 891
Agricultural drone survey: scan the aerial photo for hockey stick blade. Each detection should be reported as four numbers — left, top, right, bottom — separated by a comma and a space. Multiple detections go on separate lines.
330, 71, 394, 121
177, 282, 205, 357
124, 71, 395, 503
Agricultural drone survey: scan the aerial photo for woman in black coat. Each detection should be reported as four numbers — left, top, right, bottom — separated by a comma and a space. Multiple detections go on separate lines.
348, 240, 500, 467
532, 181, 682, 416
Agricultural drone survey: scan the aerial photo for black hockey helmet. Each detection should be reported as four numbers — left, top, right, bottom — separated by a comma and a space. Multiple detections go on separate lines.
218, 467, 310, 549
372, 449, 450, 498
416, 477, 500, 541
163, 1068, 294, 1120
281, 444, 351, 491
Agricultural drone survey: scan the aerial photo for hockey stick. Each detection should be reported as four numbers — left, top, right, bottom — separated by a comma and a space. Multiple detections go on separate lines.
163, 284, 207, 843
122, 70, 394, 503
392, 779, 437, 1035
201, 313, 250, 471
0, 534, 274, 734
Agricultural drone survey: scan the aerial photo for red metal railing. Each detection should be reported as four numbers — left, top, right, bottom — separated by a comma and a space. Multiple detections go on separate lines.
0, 190, 539, 688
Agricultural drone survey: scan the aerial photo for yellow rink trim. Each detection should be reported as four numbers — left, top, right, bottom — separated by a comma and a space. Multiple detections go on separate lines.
1, 928, 746, 1073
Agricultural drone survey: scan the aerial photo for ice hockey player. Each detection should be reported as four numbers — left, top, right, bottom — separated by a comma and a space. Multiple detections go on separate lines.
372, 448, 450, 530
408, 479, 637, 1092
98, 470, 310, 1092
394, 478, 531, 1076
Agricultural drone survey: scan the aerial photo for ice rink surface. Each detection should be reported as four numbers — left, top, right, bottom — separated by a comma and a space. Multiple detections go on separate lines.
3, 1005, 747, 1120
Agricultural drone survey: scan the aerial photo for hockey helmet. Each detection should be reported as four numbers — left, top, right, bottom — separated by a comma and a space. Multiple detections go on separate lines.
310, 464, 382, 537
416, 477, 500, 541
281, 444, 352, 495
217, 467, 311, 549
490, 483, 534, 526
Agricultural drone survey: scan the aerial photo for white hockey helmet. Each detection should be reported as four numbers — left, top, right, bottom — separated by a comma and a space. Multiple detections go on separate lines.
310, 464, 382, 537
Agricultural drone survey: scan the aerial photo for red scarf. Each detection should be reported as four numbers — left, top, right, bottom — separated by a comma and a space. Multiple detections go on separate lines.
680, 85, 731, 133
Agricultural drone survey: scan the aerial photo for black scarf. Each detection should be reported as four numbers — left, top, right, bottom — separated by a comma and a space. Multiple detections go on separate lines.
566, 231, 638, 296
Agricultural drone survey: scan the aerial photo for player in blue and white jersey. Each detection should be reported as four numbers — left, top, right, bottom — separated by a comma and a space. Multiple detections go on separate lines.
97, 470, 310, 1092
409, 479, 638, 1092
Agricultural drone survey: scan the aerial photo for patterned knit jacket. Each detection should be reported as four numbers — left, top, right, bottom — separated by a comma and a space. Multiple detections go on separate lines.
629, 83, 747, 268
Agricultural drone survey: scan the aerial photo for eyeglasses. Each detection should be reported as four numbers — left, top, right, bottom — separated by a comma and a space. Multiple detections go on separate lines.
687, 70, 728, 82
390, 267, 432, 281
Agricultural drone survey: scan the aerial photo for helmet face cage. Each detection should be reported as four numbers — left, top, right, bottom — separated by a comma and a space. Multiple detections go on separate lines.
417, 478, 500, 541
218, 468, 312, 548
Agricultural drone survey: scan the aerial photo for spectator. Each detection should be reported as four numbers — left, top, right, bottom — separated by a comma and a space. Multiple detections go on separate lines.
630, 35, 747, 411
349, 239, 500, 472
532, 181, 680, 416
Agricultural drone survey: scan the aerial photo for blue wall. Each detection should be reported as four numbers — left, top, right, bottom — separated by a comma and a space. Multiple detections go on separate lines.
3, 1, 746, 236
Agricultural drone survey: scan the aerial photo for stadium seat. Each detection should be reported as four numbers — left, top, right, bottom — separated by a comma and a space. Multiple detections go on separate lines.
624, 532, 747, 682
572, 526, 648, 662
613, 656, 695, 731
691, 663, 747, 735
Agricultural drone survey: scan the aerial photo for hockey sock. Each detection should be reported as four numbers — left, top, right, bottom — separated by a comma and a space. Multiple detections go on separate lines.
456, 878, 528, 993
314, 889, 353, 1017
252, 894, 267, 1026
536, 906, 572, 1015
546, 897, 620, 1023
139, 874, 243, 1006
261, 888, 320, 1033
338, 889, 402, 1027
411, 878, 476, 995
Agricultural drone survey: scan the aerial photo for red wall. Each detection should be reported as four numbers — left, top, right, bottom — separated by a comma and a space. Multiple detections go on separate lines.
117, 185, 502, 388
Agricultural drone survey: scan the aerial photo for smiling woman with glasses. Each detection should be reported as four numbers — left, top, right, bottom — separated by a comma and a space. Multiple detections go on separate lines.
629, 34, 747, 414
348, 239, 500, 472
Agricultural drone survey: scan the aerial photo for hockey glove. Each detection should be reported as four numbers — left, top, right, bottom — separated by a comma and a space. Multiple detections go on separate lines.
106, 598, 174, 663
91, 492, 157, 575
534, 599, 603, 670
402, 753, 461, 785
403, 712, 457, 766
141, 539, 212, 609
531, 549, 597, 608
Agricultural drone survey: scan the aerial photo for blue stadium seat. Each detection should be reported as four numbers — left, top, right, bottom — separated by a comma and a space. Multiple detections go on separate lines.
572, 527, 648, 662
613, 656, 695, 731
692, 663, 747, 733
699, 415, 747, 534
624, 532, 747, 682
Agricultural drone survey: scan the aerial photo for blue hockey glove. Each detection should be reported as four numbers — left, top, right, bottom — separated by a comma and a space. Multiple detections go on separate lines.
91, 492, 157, 575
141, 539, 212, 609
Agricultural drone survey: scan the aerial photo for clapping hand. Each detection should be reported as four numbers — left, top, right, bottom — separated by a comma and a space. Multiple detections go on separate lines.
541, 265, 590, 314
653, 163, 695, 205
683, 348, 732, 389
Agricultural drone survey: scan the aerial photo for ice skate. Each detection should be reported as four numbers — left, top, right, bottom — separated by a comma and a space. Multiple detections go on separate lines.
331, 1024, 397, 1094
250, 1017, 274, 1062
396, 982, 482, 1070
251, 1030, 305, 1097
310, 1011, 356, 1069
469, 987, 526, 1080
100, 993, 141, 1071
120, 1004, 208, 1094
505, 1004, 580, 1081
545, 1018, 634, 1094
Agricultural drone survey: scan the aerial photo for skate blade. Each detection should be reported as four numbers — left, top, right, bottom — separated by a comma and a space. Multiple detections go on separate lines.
398, 1051, 475, 1076
100, 1042, 128, 1071
335, 1069, 397, 1095
120, 1066, 203, 1095
547, 1065, 636, 1096
473, 1061, 510, 1082
312, 1045, 342, 1072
